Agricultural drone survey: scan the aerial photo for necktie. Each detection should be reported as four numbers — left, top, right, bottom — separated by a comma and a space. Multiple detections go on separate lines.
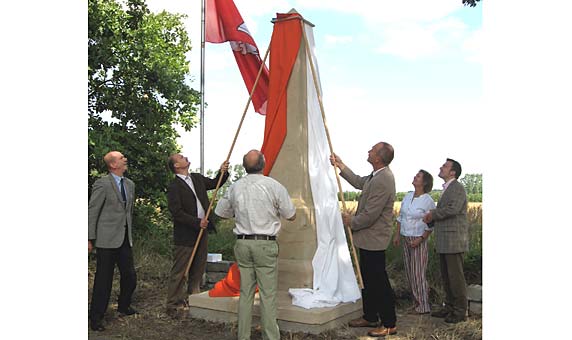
120, 178, 127, 203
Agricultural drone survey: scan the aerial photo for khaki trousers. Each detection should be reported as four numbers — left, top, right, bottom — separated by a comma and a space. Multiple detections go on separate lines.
166, 237, 208, 309
234, 239, 279, 340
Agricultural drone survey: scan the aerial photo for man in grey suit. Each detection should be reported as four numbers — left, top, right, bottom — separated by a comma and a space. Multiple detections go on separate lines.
424, 158, 469, 323
330, 141, 398, 338
88, 151, 138, 331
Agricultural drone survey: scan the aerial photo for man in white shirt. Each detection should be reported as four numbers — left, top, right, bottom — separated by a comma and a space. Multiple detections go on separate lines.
215, 150, 296, 340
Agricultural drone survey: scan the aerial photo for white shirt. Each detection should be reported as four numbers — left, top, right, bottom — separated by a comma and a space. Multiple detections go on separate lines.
442, 178, 456, 193
214, 174, 296, 236
371, 166, 385, 177
176, 174, 206, 219
396, 191, 436, 237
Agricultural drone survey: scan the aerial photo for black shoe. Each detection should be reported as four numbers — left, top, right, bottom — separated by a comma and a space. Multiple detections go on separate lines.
118, 306, 139, 316
431, 308, 450, 318
444, 314, 467, 324
90, 319, 105, 332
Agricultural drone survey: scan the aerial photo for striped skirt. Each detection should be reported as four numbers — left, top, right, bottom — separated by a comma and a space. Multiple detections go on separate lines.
402, 236, 431, 313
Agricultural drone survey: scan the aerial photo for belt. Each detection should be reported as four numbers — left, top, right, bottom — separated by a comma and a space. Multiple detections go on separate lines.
236, 234, 276, 241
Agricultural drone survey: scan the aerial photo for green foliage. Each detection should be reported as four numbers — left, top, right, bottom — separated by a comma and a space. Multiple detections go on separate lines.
430, 190, 442, 202
207, 219, 237, 261
467, 193, 482, 202
463, 205, 483, 283
394, 174, 482, 203
88, 0, 200, 207
395, 190, 441, 202
338, 191, 361, 201
460, 173, 482, 195
203, 163, 246, 200
395, 192, 406, 201
132, 199, 173, 256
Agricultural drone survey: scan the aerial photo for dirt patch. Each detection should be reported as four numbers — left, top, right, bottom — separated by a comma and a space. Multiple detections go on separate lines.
88, 265, 481, 340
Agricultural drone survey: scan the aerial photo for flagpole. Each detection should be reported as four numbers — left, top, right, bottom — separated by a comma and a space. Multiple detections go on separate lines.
300, 20, 364, 289
199, 0, 206, 175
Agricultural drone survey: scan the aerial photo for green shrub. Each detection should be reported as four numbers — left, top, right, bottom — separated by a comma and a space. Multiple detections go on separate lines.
207, 218, 236, 261
133, 199, 173, 257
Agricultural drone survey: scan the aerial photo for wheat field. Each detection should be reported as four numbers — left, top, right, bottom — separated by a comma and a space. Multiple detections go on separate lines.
340, 201, 482, 215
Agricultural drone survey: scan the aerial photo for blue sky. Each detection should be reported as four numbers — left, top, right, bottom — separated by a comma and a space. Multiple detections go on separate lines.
147, 0, 482, 192
3, 2, 572, 338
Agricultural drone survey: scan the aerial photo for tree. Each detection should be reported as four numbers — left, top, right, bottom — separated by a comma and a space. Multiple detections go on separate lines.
462, 0, 481, 7
204, 164, 246, 200
460, 174, 482, 195
88, 0, 200, 206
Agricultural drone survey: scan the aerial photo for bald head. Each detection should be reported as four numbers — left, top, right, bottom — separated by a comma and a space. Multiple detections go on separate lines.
104, 151, 119, 168
103, 151, 128, 175
243, 150, 265, 174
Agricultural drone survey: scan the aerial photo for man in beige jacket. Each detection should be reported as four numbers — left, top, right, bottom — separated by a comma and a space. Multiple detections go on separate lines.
330, 141, 397, 338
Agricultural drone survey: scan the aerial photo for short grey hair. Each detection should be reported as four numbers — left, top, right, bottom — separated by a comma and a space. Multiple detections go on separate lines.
377, 142, 394, 166
243, 150, 266, 174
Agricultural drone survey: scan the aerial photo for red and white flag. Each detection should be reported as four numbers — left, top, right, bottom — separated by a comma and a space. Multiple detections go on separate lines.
205, 0, 269, 115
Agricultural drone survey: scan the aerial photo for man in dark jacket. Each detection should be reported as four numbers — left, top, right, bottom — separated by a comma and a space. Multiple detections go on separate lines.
165, 153, 229, 315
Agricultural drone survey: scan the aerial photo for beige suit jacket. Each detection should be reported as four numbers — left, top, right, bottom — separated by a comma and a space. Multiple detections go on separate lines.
88, 174, 135, 248
431, 179, 469, 254
341, 166, 396, 251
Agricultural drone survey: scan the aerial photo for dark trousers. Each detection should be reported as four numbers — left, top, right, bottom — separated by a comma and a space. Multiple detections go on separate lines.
166, 236, 208, 309
359, 248, 396, 328
89, 232, 137, 322
439, 253, 467, 317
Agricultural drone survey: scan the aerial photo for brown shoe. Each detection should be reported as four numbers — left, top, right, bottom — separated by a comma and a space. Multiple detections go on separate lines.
368, 326, 397, 337
348, 317, 378, 327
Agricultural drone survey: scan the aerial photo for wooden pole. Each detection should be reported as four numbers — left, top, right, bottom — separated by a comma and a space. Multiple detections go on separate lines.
199, 0, 206, 175
182, 44, 272, 290
300, 21, 364, 289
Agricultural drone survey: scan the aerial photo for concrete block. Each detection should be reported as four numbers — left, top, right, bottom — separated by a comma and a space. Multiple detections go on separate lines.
206, 260, 233, 272
206, 271, 227, 284
188, 291, 363, 334
467, 284, 482, 302
469, 301, 482, 315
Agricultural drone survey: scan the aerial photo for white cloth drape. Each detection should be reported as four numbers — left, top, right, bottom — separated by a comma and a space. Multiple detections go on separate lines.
288, 24, 361, 309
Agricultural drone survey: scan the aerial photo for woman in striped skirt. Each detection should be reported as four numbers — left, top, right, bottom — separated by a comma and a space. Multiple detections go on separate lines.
393, 170, 436, 314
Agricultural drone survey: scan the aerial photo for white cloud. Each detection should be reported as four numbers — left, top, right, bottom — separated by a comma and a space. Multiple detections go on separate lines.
374, 16, 476, 60
324, 34, 353, 46
462, 28, 483, 63
375, 22, 441, 60
296, 0, 462, 23
235, 0, 293, 17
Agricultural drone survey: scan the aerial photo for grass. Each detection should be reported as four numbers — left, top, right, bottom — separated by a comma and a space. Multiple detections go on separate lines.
88, 201, 482, 339
207, 202, 482, 308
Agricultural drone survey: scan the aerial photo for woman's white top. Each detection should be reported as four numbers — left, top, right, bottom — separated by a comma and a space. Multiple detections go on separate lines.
396, 191, 436, 237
